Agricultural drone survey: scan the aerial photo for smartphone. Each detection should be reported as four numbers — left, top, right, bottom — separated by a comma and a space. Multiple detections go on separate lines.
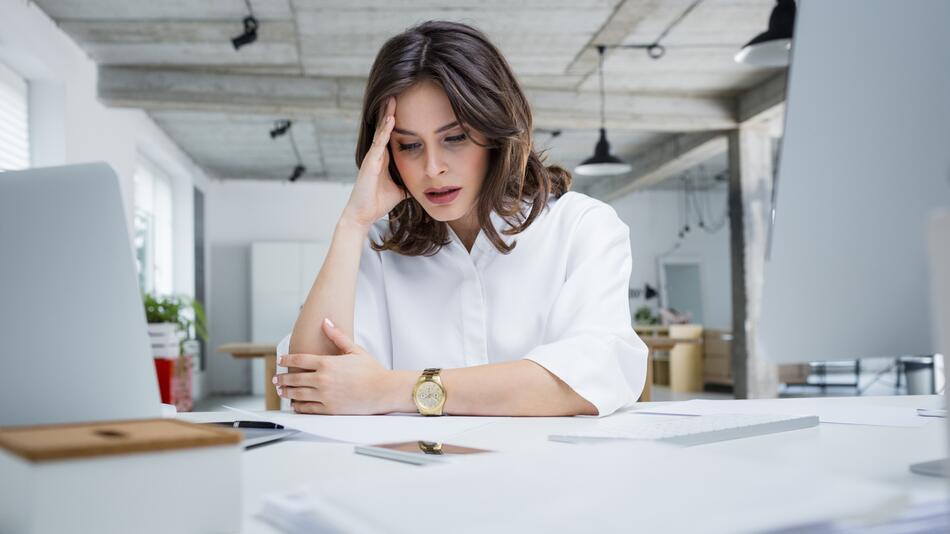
354, 440, 492, 465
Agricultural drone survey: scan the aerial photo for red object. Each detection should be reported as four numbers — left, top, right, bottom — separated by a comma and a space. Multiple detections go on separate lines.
153, 355, 193, 412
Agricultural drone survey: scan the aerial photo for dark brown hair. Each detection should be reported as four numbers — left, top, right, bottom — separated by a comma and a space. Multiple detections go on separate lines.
355, 20, 571, 256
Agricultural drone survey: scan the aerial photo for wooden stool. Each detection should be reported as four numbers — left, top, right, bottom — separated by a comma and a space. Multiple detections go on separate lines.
216, 343, 280, 410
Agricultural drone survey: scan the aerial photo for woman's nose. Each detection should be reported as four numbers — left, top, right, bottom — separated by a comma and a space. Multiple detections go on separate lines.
424, 148, 448, 178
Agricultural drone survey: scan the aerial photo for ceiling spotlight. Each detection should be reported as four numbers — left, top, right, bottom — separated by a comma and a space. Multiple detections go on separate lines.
289, 164, 306, 182
232, 0, 259, 50
735, 0, 796, 67
270, 119, 307, 182
232, 16, 258, 50
269, 120, 291, 139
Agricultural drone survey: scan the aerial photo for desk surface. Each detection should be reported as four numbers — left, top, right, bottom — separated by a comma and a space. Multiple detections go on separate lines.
181, 395, 948, 533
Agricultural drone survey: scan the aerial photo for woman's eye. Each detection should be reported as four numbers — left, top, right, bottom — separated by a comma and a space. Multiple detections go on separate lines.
397, 134, 465, 152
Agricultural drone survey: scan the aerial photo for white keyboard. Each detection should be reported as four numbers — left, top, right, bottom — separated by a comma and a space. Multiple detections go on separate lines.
549, 413, 819, 447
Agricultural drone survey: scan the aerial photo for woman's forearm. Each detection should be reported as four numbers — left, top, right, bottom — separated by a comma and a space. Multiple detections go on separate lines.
383, 360, 598, 416
289, 216, 368, 356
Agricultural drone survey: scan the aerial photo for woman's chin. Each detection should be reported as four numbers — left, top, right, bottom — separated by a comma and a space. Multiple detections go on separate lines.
424, 209, 461, 222
420, 203, 470, 223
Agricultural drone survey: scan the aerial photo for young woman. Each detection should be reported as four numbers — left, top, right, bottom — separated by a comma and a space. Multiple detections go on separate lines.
276, 20, 647, 417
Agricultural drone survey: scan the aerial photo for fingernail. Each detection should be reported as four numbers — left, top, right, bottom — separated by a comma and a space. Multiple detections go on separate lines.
272, 376, 278, 385
325, 318, 335, 329
276, 387, 283, 396
277, 356, 284, 365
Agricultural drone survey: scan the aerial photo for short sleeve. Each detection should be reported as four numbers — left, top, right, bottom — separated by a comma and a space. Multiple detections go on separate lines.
353, 221, 394, 368
523, 204, 648, 416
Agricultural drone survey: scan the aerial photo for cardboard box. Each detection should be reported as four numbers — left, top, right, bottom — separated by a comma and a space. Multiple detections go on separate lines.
0, 419, 242, 534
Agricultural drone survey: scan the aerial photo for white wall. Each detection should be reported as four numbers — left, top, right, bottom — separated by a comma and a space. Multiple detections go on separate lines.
0, 0, 214, 395
206, 180, 734, 393
611, 188, 733, 330
205, 180, 352, 394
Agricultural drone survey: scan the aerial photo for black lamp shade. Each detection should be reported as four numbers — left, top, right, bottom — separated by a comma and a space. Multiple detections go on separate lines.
735, 0, 796, 67
644, 284, 658, 300
574, 128, 633, 177
747, 0, 795, 47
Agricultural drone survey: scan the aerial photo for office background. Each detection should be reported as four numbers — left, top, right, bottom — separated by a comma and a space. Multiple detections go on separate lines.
0, 0, 931, 408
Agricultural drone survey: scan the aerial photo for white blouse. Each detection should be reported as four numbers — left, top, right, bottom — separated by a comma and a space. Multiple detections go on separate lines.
349, 191, 647, 416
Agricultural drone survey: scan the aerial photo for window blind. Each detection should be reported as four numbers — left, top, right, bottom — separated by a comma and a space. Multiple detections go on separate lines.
0, 62, 29, 171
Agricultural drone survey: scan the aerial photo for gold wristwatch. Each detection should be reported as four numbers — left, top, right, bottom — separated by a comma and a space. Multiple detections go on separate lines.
412, 368, 446, 416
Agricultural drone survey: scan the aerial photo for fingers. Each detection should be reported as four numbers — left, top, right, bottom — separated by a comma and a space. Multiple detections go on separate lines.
322, 318, 356, 354
369, 98, 396, 155
273, 371, 315, 388
291, 400, 330, 415
376, 96, 396, 131
278, 353, 326, 371
280, 386, 323, 403
385, 95, 396, 122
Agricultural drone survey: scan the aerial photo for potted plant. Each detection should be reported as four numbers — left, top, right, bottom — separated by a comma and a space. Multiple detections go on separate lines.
634, 306, 660, 325
143, 294, 208, 412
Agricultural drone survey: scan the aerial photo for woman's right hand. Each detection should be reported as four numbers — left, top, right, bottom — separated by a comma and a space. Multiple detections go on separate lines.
342, 97, 406, 230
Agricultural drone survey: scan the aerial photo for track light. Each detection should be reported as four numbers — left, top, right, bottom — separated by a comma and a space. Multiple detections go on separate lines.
269, 119, 308, 182
269, 120, 291, 139
232, 16, 258, 49
231, 1, 259, 50
289, 164, 306, 182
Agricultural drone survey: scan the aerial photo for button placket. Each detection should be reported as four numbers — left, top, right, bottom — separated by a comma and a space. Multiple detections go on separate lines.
460, 263, 489, 367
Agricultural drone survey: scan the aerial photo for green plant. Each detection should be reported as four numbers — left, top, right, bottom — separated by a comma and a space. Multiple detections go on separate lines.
143, 293, 209, 344
634, 305, 659, 325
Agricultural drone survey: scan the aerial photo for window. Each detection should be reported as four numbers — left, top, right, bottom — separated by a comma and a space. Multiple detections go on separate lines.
0, 61, 30, 171
134, 158, 174, 295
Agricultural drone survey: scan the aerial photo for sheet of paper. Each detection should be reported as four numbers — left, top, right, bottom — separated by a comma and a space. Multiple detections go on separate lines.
257, 440, 905, 534
223, 406, 505, 444
634, 398, 928, 427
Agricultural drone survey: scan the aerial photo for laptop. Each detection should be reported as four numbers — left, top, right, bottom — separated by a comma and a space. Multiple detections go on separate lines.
0, 163, 162, 426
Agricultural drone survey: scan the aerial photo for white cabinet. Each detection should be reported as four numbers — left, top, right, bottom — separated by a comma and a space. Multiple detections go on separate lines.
250, 241, 328, 395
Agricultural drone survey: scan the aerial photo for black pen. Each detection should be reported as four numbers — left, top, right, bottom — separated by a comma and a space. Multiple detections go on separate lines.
212, 420, 285, 429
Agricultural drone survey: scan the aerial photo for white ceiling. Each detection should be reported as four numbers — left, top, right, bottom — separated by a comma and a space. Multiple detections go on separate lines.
33, 0, 782, 186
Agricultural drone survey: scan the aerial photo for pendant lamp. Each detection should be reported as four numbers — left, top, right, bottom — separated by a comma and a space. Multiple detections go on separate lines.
734, 0, 796, 67
574, 46, 632, 177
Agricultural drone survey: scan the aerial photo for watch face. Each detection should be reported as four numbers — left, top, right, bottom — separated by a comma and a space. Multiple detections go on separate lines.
416, 381, 443, 409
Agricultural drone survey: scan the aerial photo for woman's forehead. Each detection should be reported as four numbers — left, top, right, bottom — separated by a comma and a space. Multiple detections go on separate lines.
392, 81, 458, 135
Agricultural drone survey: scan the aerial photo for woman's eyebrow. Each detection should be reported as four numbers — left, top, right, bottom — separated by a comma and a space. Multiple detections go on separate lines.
392, 121, 460, 136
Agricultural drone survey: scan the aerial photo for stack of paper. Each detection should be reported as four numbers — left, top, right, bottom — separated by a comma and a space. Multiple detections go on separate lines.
224, 406, 504, 444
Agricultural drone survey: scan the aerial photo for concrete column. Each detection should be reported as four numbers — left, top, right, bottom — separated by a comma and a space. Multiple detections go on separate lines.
728, 123, 780, 399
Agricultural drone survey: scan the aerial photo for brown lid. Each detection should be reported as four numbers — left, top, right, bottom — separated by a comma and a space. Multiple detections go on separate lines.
0, 419, 242, 463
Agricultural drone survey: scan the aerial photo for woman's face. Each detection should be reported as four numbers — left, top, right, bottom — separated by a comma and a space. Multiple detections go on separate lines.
389, 80, 490, 223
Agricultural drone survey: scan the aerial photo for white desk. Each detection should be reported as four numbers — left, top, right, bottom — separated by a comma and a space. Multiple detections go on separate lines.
181, 395, 948, 533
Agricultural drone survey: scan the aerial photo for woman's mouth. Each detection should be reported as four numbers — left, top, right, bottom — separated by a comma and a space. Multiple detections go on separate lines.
424, 186, 462, 205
